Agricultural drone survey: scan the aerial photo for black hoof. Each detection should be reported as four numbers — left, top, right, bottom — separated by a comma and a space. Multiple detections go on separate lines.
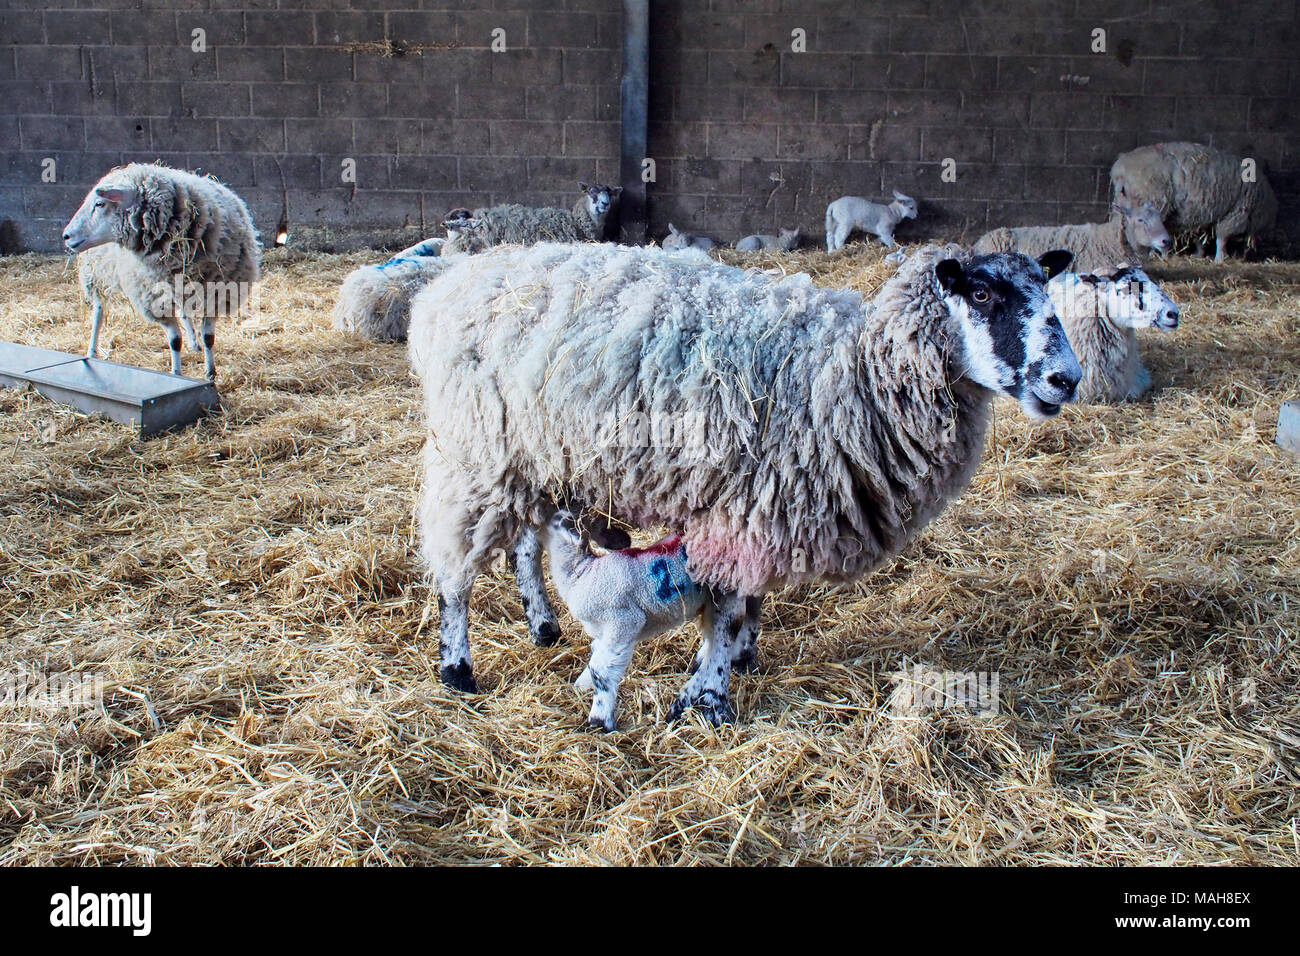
586, 715, 617, 733
667, 689, 735, 726
532, 620, 561, 647
732, 647, 759, 674
440, 662, 479, 694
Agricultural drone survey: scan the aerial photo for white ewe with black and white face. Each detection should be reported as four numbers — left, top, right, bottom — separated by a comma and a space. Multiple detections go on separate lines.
936, 250, 1082, 418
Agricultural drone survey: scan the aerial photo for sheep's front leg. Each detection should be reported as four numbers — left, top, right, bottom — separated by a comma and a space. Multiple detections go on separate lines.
691, 594, 763, 674
1214, 231, 1229, 263
200, 315, 216, 381
437, 576, 478, 693
509, 527, 561, 646
581, 611, 644, 732
86, 296, 104, 360
669, 590, 745, 726
180, 313, 200, 352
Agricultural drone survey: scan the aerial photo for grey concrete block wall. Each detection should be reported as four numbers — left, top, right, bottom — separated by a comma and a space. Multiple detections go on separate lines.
0, 0, 1296, 254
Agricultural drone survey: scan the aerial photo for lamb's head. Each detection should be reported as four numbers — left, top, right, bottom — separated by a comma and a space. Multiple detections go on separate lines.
63, 176, 140, 253
935, 250, 1082, 419
579, 181, 618, 225
1117, 199, 1172, 254
661, 223, 686, 251
1091, 264, 1180, 331
890, 191, 919, 221
778, 227, 801, 250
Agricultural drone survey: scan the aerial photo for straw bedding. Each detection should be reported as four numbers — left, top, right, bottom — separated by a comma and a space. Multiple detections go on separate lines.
0, 242, 1297, 865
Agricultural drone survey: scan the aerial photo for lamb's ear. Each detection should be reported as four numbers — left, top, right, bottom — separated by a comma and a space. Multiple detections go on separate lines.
1037, 249, 1073, 278
667, 222, 678, 234
95, 185, 139, 209
578, 181, 590, 192
935, 258, 964, 294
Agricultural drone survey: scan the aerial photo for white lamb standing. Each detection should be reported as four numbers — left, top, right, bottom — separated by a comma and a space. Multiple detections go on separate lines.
735, 228, 800, 252
825, 191, 918, 252
660, 223, 716, 252
62, 163, 261, 380
974, 200, 1172, 274
539, 509, 705, 731
1110, 142, 1278, 261
1049, 264, 1180, 403
407, 241, 1082, 724
442, 183, 617, 255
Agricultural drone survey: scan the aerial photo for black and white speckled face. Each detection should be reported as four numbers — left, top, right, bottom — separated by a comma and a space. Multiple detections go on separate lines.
579, 182, 615, 218
1099, 265, 1181, 330
936, 251, 1083, 418
442, 207, 476, 238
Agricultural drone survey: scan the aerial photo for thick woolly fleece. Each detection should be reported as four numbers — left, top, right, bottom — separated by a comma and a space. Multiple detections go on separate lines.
409, 241, 991, 598
442, 197, 604, 255
333, 254, 457, 343
975, 216, 1139, 274
1110, 142, 1277, 253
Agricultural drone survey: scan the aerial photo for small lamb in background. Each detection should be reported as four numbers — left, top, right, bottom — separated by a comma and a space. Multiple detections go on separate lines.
735, 228, 800, 252
825, 191, 918, 252
1049, 264, 1180, 403
660, 223, 716, 252
539, 509, 705, 732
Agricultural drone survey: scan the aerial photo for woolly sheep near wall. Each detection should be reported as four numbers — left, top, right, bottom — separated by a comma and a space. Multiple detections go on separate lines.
441, 183, 618, 255
974, 200, 1171, 274
1110, 142, 1278, 261
1050, 265, 1180, 403
406, 241, 1082, 724
62, 163, 260, 381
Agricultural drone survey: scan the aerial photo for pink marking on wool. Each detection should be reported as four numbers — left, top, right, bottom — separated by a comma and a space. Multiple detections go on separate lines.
615, 533, 684, 561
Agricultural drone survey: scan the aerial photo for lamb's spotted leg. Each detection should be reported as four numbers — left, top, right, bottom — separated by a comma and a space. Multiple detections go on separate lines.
509, 526, 561, 646
200, 316, 216, 381
691, 594, 763, 674
437, 576, 478, 693
581, 612, 644, 732
87, 296, 104, 359
669, 590, 745, 726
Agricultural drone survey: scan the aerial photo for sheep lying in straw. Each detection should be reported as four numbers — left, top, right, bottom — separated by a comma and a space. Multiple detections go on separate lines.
407, 241, 1081, 724
974, 201, 1171, 274
442, 183, 617, 255
539, 509, 705, 731
63, 162, 260, 380
735, 228, 800, 252
1111, 142, 1278, 261
1049, 265, 1180, 403
660, 223, 716, 251
332, 210, 478, 342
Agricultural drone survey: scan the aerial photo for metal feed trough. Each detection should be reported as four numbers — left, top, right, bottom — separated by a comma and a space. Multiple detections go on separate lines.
0, 341, 219, 438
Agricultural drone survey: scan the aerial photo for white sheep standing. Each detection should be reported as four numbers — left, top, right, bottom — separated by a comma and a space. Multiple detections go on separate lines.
442, 183, 617, 255
1049, 264, 1180, 403
660, 223, 716, 252
62, 163, 261, 380
1110, 142, 1278, 261
974, 200, 1172, 274
735, 228, 800, 252
825, 191, 917, 252
539, 509, 705, 731
407, 241, 1081, 723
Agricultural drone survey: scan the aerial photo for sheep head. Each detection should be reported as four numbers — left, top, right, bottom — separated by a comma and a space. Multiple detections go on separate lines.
935, 250, 1082, 419
63, 179, 140, 253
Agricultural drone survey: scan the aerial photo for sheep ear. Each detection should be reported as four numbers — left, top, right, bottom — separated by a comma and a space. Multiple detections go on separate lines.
667, 223, 678, 234
578, 181, 590, 192
935, 259, 963, 294
95, 185, 139, 209
1037, 249, 1073, 278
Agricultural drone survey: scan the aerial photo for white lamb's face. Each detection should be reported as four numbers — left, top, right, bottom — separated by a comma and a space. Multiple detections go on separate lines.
63, 182, 138, 252
936, 251, 1082, 419
1101, 265, 1180, 331
893, 192, 918, 220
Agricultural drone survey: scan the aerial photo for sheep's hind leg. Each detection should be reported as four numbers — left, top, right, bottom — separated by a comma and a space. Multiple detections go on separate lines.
159, 315, 184, 376
691, 594, 763, 674
180, 313, 200, 352
669, 590, 745, 726
200, 316, 216, 381
584, 612, 644, 732
437, 576, 479, 694
509, 527, 561, 646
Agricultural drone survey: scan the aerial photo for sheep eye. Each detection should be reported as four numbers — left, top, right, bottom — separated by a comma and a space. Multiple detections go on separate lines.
971, 288, 990, 303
